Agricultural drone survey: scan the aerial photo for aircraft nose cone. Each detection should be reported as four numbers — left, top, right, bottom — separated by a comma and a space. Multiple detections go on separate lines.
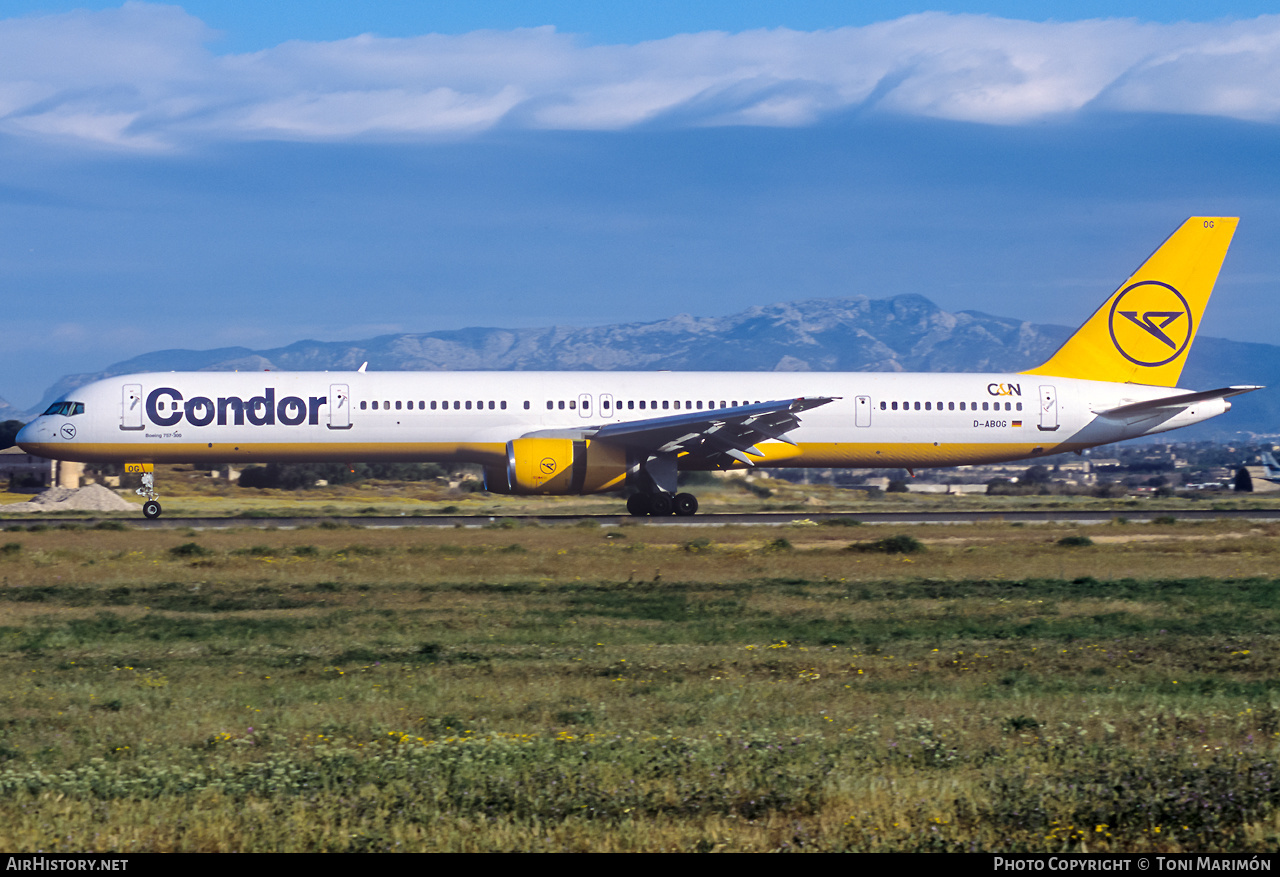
15, 420, 42, 449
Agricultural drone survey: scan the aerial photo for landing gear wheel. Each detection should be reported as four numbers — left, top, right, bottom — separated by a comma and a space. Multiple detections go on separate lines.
135, 471, 162, 520
626, 494, 651, 516
673, 493, 699, 516
647, 493, 673, 516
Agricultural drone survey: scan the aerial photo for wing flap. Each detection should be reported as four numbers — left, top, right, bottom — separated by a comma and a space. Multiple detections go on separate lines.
589, 396, 837, 468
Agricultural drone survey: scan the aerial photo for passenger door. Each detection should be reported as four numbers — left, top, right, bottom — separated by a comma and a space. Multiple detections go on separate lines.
329, 384, 351, 430
854, 395, 871, 427
1038, 385, 1059, 431
121, 384, 143, 430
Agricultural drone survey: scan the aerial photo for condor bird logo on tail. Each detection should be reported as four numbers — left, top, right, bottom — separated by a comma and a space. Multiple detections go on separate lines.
1108, 280, 1193, 367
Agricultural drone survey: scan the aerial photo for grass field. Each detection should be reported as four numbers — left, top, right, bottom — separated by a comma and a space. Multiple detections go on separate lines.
5, 463, 1280, 518
1, 499, 1279, 851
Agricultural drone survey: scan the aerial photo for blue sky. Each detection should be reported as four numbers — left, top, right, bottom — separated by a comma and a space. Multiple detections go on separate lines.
1, 2, 1279, 409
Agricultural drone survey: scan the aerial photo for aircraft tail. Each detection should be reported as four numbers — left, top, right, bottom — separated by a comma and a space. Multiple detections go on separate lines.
1022, 217, 1238, 387
1262, 451, 1280, 478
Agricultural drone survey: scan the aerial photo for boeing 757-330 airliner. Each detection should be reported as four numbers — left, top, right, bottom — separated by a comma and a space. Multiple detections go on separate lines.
17, 217, 1260, 518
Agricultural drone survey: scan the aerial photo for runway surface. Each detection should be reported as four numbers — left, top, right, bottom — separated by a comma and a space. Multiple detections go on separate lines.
4, 508, 1280, 528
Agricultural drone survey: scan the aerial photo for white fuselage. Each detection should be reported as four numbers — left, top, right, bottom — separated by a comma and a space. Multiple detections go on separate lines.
17, 370, 1229, 480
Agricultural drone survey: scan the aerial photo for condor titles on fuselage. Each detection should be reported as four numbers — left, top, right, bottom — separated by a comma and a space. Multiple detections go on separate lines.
17, 217, 1260, 518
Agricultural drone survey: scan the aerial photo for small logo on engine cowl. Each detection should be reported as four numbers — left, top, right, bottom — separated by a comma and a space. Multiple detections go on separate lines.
539, 457, 557, 474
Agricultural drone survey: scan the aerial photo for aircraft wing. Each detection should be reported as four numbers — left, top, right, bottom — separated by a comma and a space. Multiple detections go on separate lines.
1094, 385, 1262, 421
589, 396, 837, 467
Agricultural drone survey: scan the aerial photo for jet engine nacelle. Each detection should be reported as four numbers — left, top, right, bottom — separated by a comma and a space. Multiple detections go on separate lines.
484, 437, 629, 495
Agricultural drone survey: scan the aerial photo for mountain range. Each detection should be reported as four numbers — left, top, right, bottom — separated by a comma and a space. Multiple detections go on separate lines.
6, 295, 1275, 440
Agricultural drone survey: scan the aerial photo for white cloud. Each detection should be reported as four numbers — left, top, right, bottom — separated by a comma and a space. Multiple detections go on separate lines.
1, 4, 1279, 149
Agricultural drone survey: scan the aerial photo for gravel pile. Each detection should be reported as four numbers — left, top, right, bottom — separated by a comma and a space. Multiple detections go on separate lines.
24, 484, 137, 512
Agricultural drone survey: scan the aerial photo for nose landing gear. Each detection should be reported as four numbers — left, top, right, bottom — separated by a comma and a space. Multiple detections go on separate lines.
135, 471, 162, 519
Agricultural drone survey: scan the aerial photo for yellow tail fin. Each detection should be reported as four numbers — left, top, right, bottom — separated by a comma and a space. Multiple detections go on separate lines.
1022, 217, 1238, 387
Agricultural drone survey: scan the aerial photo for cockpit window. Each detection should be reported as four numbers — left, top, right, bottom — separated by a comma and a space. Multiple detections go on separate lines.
42, 401, 85, 417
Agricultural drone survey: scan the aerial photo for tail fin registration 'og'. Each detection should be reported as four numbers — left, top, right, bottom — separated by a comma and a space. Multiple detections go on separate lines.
1023, 217, 1237, 387
16, 217, 1262, 518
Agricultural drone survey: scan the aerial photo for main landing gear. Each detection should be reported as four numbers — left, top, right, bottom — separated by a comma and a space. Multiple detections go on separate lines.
136, 472, 162, 519
625, 453, 699, 516
626, 492, 699, 517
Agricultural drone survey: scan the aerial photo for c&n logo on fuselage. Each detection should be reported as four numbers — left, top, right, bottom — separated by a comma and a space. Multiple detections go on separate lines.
1107, 281, 1193, 367
145, 388, 327, 428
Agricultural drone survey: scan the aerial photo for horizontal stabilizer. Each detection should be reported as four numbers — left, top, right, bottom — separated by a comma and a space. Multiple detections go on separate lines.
1095, 385, 1262, 420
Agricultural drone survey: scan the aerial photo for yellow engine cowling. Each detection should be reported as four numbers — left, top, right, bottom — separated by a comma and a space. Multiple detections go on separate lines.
494, 437, 629, 495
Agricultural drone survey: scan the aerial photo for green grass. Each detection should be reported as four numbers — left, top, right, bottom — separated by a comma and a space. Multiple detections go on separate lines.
0, 521, 1278, 850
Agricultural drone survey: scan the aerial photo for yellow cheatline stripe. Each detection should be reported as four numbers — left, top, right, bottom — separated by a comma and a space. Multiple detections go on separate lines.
745, 441, 1078, 468
18, 441, 510, 466
22, 438, 1080, 480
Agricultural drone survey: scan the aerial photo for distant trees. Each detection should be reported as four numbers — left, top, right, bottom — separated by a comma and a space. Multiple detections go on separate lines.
1234, 467, 1254, 492
1022, 465, 1052, 485
0, 420, 23, 450
237, 462, 448, 490
986, 466, 1054, 496
985, 477, 1015, 495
